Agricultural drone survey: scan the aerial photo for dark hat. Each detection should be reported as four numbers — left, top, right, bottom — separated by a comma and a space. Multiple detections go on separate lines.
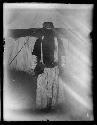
43, 22, 54, 29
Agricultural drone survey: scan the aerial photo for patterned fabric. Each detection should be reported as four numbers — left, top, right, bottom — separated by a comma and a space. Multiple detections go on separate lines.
36, 66, 59, 109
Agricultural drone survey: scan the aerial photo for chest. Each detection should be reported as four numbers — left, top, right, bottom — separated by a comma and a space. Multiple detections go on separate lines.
42, 30, 55, 48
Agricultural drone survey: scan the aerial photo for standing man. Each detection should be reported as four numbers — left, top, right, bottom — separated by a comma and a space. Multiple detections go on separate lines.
34, 22, 59, 110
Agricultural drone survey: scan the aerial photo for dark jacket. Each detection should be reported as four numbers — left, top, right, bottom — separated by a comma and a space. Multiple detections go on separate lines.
32, 29, 55, 67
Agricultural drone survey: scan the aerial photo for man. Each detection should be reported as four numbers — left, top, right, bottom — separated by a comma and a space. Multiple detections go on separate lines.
32, 22, 59, 110
32, 22, 58, 76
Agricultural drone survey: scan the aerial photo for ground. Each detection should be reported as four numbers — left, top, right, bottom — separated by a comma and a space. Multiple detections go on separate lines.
4, 69, 93, 121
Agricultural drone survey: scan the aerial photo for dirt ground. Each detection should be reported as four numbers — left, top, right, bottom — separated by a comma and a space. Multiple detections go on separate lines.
4, 69, 93, 121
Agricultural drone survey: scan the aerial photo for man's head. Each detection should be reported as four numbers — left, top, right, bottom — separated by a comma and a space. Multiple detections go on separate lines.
43, 22, 54, 29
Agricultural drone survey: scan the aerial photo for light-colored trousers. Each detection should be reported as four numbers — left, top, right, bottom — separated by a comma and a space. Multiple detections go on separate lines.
36, 66, 59, 109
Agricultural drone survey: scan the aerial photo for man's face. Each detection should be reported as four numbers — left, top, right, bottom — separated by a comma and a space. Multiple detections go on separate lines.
45, 25, 52, 29
43, 22, 54, 29
44, 25, 52, 29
